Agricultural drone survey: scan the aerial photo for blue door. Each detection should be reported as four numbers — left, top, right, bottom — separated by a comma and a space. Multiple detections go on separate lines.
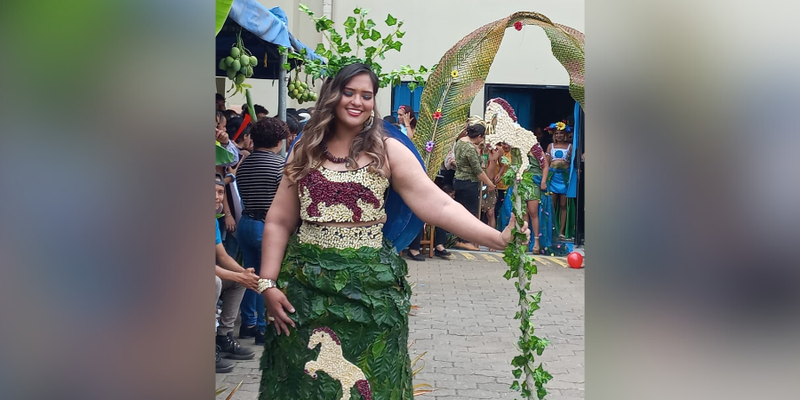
484, 87, 534, 130
391, 82, 424, 118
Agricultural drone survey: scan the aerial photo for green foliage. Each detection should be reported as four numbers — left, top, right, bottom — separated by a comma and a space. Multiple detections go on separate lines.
215, 0, 234, 36
260, 237, 414, 399
281, 5, 431, 92
502, 149, 552, 399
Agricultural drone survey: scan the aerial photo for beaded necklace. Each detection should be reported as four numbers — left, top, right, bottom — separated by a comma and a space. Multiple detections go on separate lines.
323, 147, 348, 164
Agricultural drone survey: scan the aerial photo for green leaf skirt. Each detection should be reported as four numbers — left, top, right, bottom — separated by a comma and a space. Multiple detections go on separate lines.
259, 236, 414, 400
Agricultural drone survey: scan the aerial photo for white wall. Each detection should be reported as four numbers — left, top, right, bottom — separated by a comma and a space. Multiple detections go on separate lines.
329, 0, 585, 116
217, 0, 584, 117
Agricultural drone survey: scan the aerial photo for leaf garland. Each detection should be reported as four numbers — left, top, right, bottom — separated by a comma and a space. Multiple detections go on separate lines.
501, 150, 554, 399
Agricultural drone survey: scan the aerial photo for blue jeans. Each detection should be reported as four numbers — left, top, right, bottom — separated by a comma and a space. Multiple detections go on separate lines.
238, 214, 266, 332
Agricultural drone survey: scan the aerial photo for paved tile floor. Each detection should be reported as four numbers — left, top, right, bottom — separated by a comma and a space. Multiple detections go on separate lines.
216, 252, 584, 400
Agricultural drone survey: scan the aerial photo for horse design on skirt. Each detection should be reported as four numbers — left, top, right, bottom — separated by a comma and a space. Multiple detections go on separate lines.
304, 327, 373, 400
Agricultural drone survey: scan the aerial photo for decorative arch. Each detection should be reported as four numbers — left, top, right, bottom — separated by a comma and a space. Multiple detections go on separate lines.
412, 11, 585, 180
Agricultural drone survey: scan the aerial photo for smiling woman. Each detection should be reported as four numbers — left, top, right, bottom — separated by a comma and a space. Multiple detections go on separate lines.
284, 63, 385, 183
255, 63, 529, 400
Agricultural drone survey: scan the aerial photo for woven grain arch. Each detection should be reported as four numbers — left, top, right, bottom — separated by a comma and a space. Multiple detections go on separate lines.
412, 12, 585, 180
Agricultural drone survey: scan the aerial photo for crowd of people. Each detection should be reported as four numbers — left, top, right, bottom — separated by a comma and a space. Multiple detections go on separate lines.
213, 95, 312, 373
389, 102, 581, 259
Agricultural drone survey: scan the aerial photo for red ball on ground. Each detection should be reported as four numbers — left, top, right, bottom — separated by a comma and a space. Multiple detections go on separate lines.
567, 252, 583, 268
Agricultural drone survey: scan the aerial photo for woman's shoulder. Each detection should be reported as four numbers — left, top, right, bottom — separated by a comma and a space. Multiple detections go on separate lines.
455, 138, 470, 148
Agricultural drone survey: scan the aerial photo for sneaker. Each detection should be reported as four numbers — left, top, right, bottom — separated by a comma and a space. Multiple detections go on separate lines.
254, 330, 266, 345
216, 345, 234, 373
434, 249, 451, 258
406, 252, 426, 261
238, 324, 256, 339
217, 332, 255, 360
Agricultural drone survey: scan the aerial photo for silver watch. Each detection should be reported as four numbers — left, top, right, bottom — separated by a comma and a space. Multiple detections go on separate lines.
257, 278, 277, 293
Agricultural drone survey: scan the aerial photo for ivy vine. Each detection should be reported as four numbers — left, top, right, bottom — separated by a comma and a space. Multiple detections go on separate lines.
280, 5, 432, 91
501, 149, 554, 400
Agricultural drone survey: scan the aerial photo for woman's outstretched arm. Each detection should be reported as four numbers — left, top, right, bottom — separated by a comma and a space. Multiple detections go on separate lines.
385, 138, 527, 249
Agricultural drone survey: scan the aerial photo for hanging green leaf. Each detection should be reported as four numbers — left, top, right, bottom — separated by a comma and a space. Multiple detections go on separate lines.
337, 42, 352, 54
331, 31, 343, 46
215, 0, 234, 36
344, 16, 357, 38
370, 29, 381, 41
365, 46, 377, 60
385, 14, 397, 26
216, 143, 235, 165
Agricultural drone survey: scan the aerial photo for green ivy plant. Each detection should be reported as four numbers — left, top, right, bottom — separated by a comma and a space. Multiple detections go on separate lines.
501, 149, 554, 400
281, 5, 432, 92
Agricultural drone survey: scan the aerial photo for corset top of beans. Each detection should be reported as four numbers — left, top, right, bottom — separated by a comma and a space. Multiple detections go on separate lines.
297, 165, 389, 223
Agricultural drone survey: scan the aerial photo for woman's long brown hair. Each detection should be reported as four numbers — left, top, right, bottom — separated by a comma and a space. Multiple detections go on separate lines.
284, 63, 387, 183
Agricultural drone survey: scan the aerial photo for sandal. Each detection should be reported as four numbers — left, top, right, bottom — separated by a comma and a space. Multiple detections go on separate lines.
532, 239, 540, 254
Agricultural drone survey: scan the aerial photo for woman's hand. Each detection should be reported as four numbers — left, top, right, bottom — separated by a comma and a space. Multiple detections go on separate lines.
540, 181, 547, 191
215, 128, 229, 146
224, 214, 236, 232
263, 288, 296, 336
236, 269, 259, 291
501, 220, 530, 246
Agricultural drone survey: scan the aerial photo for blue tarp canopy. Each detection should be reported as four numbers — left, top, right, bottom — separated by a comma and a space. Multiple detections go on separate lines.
217, 0, 322, 80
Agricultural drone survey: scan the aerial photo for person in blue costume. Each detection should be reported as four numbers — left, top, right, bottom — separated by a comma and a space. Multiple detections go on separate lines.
258, 63, 529, 400
545, 120, 573, 239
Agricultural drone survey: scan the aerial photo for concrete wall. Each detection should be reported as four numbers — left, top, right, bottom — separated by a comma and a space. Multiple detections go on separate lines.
329, 0, 584, 116
218, 0, 584, 117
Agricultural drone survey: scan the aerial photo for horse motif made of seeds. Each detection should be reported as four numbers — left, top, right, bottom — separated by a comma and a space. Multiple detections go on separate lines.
483, 98, 540, 181
304, 327, 373, 400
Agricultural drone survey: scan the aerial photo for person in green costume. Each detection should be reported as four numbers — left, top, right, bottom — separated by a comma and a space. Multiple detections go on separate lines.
253, 63, 529, 400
